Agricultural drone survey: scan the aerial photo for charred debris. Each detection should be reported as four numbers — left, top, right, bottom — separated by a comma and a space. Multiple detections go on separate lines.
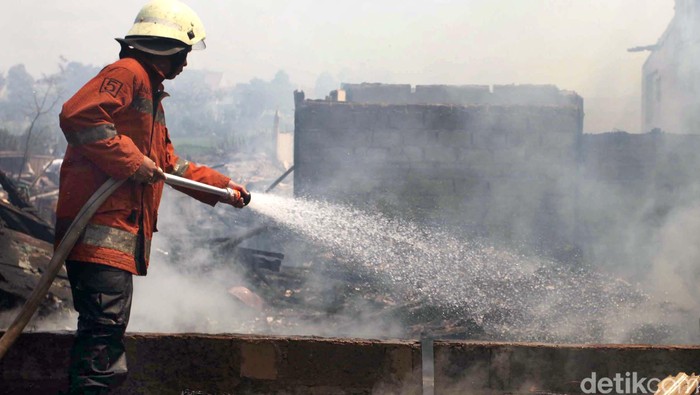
0, 151, 474, 339
0, 149, 517, 341
0, 148, 663, 343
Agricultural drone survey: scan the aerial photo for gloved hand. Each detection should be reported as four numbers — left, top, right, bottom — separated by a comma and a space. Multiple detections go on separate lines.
221, 180, 250, 208
132, 156, 165, 184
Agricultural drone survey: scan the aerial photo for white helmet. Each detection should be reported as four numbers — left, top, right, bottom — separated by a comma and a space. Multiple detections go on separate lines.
117, 0, 206, 56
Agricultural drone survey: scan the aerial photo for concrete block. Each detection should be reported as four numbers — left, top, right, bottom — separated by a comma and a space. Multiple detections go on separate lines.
437, 130, 471, 148
424, 145, 458, 162
401, 129, 437, 145
326, 103, 359, 131
354, 147, 389, 163
399, 146, 425, 162
423, 105, 463, 131
372, 129, 403, 148
541, 132, 578, 151
471, 129, 507, 151
458, 149, 494, 166
454, 174, 489, 196
404, 172, 455, 194
299, 104, 335, 130
349, 105, 383, 132
488, 107, 530, 135
330, 128, 372, 148
492, 147, 527, 165
386, 105, 425, 131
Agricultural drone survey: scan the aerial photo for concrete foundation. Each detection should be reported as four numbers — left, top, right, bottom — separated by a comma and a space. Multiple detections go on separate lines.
5, 333, 700, 394
0, 332, 422, 395
434, 341, 700, 394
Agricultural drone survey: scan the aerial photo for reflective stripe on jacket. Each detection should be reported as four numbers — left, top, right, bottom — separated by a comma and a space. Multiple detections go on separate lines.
57, 57, 230, 275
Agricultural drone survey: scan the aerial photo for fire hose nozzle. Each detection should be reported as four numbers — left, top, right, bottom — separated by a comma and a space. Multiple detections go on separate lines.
227, 187, 252, 206
164, 174, 251, 206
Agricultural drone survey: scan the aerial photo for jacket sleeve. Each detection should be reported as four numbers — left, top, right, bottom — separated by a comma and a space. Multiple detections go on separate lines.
163, 129, 231, 206
59, 66, 143, 180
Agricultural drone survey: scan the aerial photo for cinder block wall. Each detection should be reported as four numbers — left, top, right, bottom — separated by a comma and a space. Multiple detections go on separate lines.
294, 85, 583, 250
0, 332, 422, 395
295, 84, 700, 258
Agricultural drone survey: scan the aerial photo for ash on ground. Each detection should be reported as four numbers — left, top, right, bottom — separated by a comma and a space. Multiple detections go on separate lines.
143, 152, 693, 344
2, 152, 694, 345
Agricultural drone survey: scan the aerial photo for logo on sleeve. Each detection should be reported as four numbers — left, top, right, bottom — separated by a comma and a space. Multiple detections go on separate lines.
100, 78, 123, 98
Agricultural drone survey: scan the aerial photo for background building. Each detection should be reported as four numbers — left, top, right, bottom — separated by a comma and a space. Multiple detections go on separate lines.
642, 0, 700, 133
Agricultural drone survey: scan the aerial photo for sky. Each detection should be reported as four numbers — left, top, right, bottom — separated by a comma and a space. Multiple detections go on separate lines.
1, 0, 675, 131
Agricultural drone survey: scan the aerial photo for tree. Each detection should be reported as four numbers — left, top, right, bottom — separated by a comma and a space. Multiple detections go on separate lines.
4, 64, 35, 125
16, 74, 63, 180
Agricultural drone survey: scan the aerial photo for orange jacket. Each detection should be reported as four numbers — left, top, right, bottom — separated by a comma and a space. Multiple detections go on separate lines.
57, 56, 230, 275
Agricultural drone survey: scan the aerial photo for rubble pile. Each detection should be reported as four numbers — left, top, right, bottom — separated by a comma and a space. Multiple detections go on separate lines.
0, 164, 72, 328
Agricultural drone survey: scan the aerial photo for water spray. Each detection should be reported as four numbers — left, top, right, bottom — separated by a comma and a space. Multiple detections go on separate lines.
246, 193, 661, 342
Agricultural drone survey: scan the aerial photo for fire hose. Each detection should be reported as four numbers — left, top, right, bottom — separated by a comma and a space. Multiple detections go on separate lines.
0, 174, 249, 360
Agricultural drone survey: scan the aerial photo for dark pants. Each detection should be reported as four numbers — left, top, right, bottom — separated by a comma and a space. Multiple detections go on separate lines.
66, 261, 133, 394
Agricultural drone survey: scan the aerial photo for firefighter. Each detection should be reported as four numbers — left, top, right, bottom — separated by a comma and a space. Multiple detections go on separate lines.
56, 1, 249, 393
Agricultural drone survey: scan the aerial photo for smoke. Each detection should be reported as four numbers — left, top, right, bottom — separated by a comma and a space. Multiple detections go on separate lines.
129, 253, 258, 334
245, 192, 693, 344
120, 184, 409, 339
648, 203, 700, 311
123, 189, 268, 334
